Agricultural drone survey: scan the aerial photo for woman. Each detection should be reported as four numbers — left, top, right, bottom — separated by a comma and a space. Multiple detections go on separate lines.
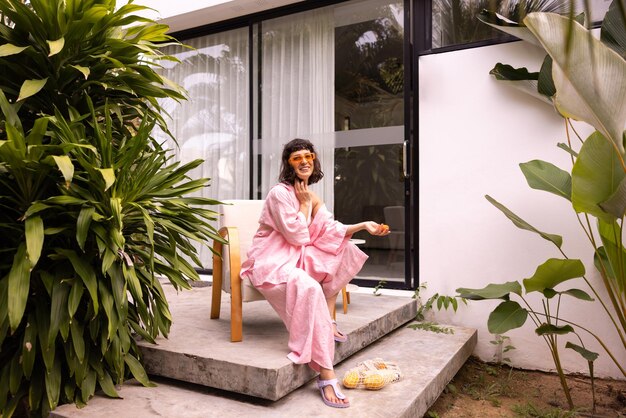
240, 138, 389, 408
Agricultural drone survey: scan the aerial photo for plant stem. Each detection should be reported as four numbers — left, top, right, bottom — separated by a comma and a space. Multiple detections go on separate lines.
533, 311, 626, 377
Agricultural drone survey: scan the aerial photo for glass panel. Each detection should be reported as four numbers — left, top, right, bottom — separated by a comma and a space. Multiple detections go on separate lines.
155, 28, 250, 267
334, 143, 405, 281
332, 0, 405, 284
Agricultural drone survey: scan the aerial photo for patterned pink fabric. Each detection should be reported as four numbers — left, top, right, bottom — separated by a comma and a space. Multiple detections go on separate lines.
240, 183, 368, 371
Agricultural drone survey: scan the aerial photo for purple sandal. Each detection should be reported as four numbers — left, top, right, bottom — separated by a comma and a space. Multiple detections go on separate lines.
317, 378, 350, 408
332, 320, 348, 343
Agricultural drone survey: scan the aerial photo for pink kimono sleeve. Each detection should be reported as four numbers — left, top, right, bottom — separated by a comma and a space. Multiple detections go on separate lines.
260, 184, 310, 247
308, 205, 349, 255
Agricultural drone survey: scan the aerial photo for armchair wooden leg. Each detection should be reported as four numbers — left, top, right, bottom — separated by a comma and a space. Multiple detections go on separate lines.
231, 296, 243, 342
341, 286, 348, 314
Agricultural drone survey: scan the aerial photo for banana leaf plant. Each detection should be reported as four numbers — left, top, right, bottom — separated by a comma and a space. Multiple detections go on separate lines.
459, 0, 626, 410
0, 1, 223, 416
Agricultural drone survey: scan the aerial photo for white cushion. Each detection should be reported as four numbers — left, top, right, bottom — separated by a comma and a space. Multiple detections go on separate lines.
218, 200, 266, 302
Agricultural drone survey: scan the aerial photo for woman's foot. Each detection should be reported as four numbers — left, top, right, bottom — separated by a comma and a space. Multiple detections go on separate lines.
319, 368, 349, 407
332, 321, 348, 343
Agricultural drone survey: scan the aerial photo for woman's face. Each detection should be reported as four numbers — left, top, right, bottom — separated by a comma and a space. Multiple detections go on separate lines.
288, 149, 316, 183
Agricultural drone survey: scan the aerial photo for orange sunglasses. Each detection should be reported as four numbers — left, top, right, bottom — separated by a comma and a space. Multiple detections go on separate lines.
288, 152, 316, 164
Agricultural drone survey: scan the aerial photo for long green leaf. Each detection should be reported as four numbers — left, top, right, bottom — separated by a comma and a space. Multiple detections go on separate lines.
68, 279, 84, 319
488, 63, 551, 105
8, 243, 31, 330
97, 168, 115, 190
47, 37, 65, 56
566, 341, 599, 361
598, 219, 626, 293
17, 78, 49, 102
70, 319, 85, 364
456, 281, 522, 300
25, 215, 44, 266
0, 43, 28, 57
76, 206, 95, 251
486, 195, 563, 248
51, 155, 74, 186
520, 160, 571, 200
57, 249, 99, 314
49, 283, 69, 346
488, 300, 529, 334
535, 323, 575, 335
525, 13, 626, 153
124, 354, 155, 387
523, 258, 586, 293
45, 356, 62, 409
22, 313, 37, 378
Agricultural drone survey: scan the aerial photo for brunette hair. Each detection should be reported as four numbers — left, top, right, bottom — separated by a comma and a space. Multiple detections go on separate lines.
279, 138, 324, 185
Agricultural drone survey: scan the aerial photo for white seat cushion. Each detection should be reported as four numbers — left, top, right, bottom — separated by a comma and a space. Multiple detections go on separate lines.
219, 200, 266, 302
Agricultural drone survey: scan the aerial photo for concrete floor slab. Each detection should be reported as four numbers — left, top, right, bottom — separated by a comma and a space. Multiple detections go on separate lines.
52, 323, 477, 418
137, 284, 417, 400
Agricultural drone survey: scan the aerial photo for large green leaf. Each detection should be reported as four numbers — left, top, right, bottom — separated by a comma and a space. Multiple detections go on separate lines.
488, 300, 529, 334
486, 195, 563, 248
520, 160, 571, 200
456, 281, 522, 300
523, 258, 586, 293
525, 12, 626, 154
571, 131, 624, 221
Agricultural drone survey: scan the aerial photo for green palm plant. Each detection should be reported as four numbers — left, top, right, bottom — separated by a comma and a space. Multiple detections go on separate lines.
0, 1, 222, 416
458, 0, 626, 410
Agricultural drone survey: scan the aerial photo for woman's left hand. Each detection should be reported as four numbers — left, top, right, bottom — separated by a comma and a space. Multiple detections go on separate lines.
363, 221, 390, 236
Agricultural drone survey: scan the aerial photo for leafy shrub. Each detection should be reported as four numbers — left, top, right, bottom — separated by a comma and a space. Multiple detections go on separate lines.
0, 0, 222, 415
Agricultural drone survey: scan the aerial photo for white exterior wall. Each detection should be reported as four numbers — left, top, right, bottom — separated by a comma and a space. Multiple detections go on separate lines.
419, 40, 624, 379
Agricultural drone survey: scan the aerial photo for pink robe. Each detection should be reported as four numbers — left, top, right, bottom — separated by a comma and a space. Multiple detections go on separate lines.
240, 183, 368, 371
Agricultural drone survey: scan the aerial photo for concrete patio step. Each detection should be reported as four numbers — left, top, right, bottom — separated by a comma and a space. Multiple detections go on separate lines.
136, 284, 418, 400
51, 320, 477, 417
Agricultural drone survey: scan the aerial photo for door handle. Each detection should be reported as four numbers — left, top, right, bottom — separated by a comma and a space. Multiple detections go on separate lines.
402, 140, 409, 178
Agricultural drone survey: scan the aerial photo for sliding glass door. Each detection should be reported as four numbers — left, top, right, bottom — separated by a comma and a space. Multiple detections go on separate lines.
257, 0, 408, 286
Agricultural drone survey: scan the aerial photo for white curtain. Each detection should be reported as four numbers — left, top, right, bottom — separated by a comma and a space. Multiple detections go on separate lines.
260, 9, 336, 211
155, 28, 250, 268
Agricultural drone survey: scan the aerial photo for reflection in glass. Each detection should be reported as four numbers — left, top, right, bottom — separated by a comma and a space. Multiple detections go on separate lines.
155, 28, 250, 267
335, 2, 404, 130
431, 0, 575, 49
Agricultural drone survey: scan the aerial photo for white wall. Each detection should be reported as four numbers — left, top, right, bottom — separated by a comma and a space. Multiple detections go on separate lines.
419, 40, 625, 379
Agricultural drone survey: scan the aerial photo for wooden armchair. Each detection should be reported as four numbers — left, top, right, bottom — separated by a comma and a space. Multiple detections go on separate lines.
210, 200, 350, 342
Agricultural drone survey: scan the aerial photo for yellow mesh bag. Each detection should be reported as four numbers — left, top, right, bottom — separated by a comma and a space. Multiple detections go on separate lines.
341, 358, 401, 390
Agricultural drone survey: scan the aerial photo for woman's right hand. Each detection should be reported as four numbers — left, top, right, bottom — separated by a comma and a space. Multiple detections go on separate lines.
294, 179, 312, 205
